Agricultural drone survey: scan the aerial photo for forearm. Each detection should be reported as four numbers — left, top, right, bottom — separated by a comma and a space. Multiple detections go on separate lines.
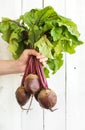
0, 60, 23, 75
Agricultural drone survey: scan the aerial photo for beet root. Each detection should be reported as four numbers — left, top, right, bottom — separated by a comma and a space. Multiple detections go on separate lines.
37, 88, 57, 111
24, 73, 40, 94
15, 86, 31, 106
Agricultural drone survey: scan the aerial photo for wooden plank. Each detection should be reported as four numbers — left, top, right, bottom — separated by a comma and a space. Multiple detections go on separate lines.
0, 1, 22, 130
42, 1, 66, 130
0, 0, 21, 19
66, 0, 85, 130
20, 1, 44, 130
43, 1, 66, 130
21, 0, 43, 14
44, 0, 66, 15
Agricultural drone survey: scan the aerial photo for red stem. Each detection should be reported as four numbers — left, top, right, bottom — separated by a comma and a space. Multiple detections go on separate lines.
21, 55, 33, 85
35, 58, 48, 89
21, 55, 48, 89
38, 61, 48, 88
21, 57, 30, 86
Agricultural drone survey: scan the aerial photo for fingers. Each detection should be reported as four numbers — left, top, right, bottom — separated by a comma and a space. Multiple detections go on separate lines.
23, 49, 48, 66
37, 56, 48, 66
24, 49, 48, 60
34, 51, 48, 65
25, 49, 40, 56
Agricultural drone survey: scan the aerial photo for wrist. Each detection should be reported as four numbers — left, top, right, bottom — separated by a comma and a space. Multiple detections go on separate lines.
15, 59, 26, 73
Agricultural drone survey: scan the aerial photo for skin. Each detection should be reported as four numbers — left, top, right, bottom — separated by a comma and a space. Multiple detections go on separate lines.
0, 49, 48, 75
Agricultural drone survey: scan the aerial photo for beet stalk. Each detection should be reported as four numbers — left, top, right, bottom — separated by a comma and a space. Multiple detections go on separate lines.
35, 58, 48, 89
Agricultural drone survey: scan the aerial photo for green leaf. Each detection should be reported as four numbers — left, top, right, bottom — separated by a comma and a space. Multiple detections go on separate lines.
20, 9, 39, 28
47, 53, 63, 74
34, 35, 53, 59
44, 67, 50, 78
0, 20, 11, 42
58, 15, 80, 37
54, 41, 63, 56
8, 31, 25, 59
8, 41, 24, 59
61, 37, 76, 53
28, 25, 42, 44
0, 6, 84, 77
51, 27, 62, 41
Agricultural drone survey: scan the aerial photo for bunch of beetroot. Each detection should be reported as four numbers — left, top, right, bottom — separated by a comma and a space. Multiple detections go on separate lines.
15, 55, 57, 112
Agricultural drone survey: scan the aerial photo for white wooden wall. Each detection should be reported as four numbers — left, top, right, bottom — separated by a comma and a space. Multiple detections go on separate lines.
0, 0, 85, 130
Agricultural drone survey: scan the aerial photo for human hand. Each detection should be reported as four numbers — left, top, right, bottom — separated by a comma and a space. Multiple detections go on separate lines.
16, 49, 48, 73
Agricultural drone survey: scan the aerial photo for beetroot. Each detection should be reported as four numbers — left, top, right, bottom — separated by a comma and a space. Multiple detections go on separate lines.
15, 86, 30, 106
37, 88, 57, 111
24, 73, 40, 94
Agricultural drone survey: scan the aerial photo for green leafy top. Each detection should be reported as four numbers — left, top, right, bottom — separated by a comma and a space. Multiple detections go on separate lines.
0, 6, 84, 77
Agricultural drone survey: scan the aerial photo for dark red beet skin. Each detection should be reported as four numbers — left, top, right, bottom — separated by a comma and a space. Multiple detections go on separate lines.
37, 88, 57, 110
24, 74, 40, 94
15, 86, 30, 106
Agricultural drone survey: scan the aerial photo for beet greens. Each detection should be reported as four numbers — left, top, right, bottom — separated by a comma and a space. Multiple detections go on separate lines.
0, 6, 83, 77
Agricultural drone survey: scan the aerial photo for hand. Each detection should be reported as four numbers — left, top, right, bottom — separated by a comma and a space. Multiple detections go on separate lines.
17, 49, 48, 73
0, 49, 48, 75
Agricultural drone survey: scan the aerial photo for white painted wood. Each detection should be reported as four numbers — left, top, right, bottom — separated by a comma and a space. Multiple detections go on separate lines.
0, 1, 22, 130
43, 1, 66, 130
66, 0, 85, 130
0, 0, 21, 19
0, 0, 85, 130
21, 0, 43, 14
21, 1, 44, 130
44, 0, 66, 15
